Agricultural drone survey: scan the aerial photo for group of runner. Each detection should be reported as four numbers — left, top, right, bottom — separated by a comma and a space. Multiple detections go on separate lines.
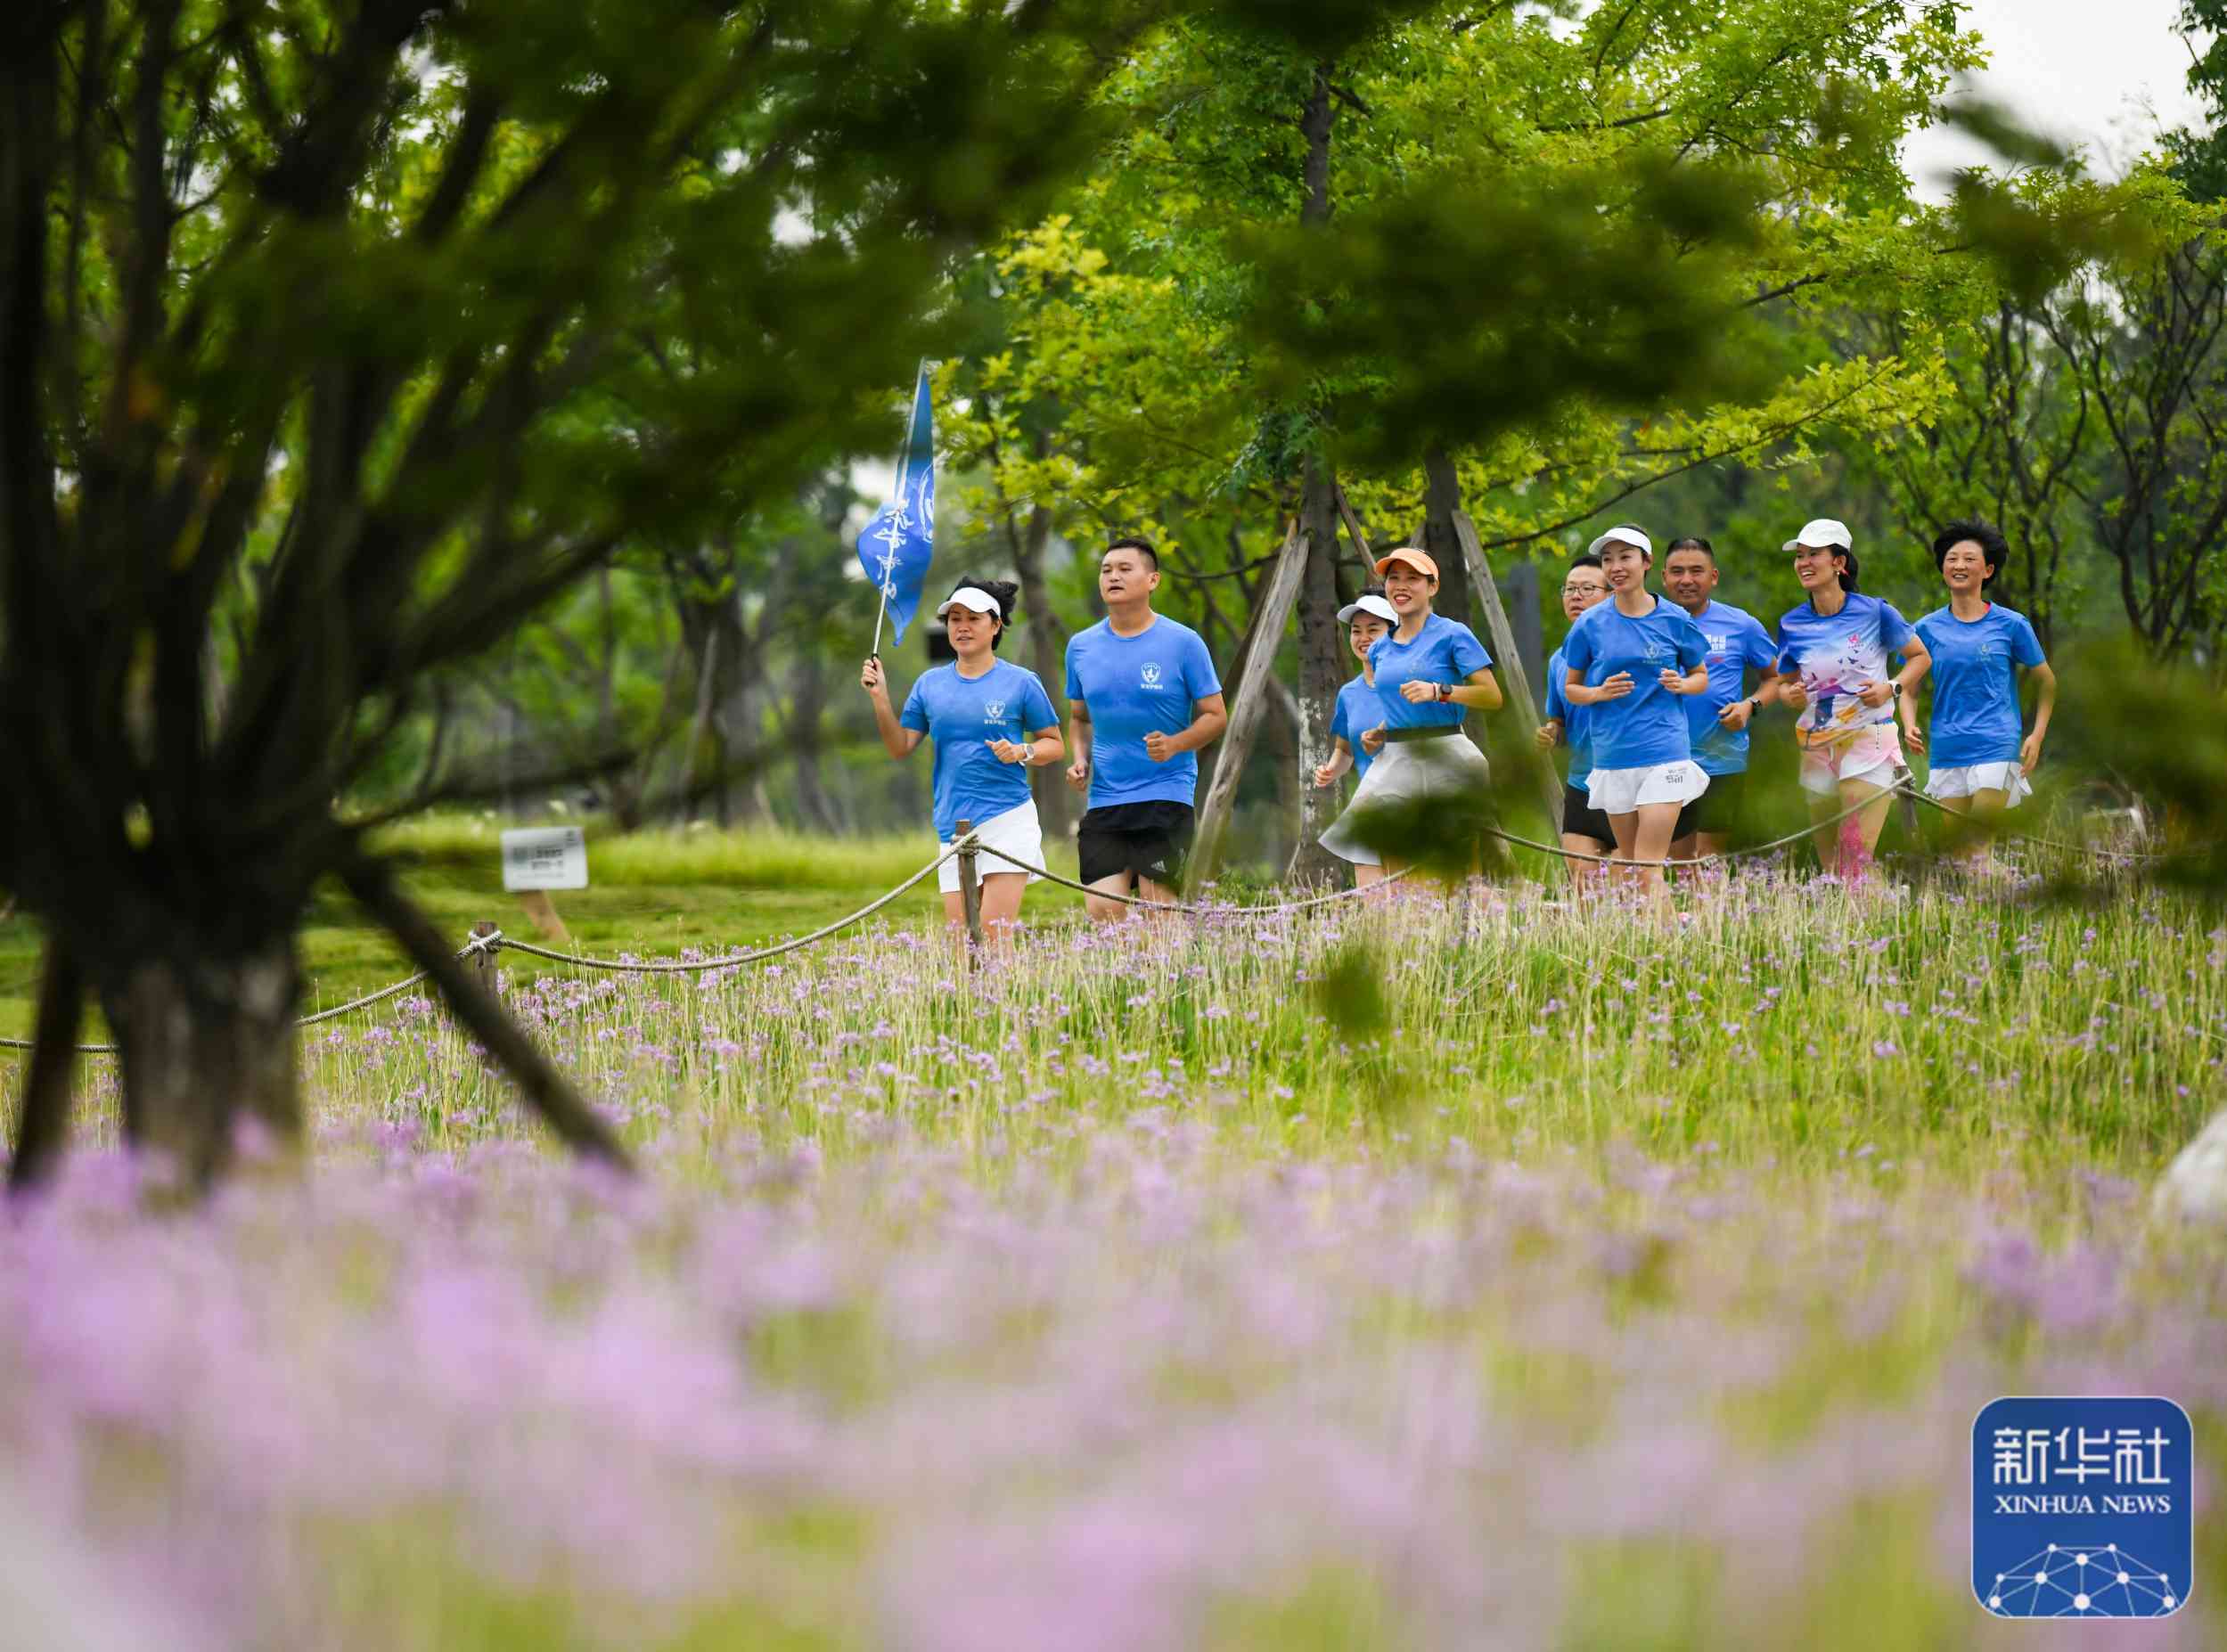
1532, 517, 2055, 893
860, 515, 2058, 944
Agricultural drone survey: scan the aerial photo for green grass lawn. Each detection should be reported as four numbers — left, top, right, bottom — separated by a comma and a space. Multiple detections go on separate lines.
0, 815, 1092, 1040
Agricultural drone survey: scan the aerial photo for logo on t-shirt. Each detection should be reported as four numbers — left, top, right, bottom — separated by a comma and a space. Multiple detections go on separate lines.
1707, 632, 1729, 654
982, 699, 1006, 722
1142, 662, 1162, 687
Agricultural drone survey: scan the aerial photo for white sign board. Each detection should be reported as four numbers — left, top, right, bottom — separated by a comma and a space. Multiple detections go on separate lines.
501, 826, 588, 892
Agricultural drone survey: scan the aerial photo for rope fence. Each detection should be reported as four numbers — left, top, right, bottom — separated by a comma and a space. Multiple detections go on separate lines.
0, 930, 505, 1057
0, 786, 2193, 1057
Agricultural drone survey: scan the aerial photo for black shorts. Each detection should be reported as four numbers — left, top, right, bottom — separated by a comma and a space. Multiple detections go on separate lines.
1674, 769, 1747, 840
1560, 781, 1615, 847
1077, 801, 1195, 887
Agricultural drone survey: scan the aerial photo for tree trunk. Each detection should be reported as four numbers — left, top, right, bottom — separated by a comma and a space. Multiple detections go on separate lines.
1007, 487, 1076, 844
1421, 446, 1470, 626
97, 934, 303, 1190
1290, 454, 1346, 883
1284, 65, 1345, 886
790, 645, 840, 834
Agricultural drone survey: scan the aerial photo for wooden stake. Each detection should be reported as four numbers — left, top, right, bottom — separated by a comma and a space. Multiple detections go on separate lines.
1451, 511, 1563, 834
517, 888, 570, 942
1187, 519, 1311, 894
471, 920, 503, 999
954, 818, 984, 962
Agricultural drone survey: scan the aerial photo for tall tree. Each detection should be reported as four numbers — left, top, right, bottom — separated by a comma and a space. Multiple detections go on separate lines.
951, 1, 1989, 809
0, 0, 1178, 1190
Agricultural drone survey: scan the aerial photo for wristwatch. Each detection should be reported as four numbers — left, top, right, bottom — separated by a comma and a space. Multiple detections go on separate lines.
1437, 683, 1453, 703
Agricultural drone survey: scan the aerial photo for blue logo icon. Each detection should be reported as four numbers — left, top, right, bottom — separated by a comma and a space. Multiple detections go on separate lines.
1973, 1396, 2191, 1618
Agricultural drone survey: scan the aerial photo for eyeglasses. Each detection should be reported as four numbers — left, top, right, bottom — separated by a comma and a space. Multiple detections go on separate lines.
1561, 582, 1605, 593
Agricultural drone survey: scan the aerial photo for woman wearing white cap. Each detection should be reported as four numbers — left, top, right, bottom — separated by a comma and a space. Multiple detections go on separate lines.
1558, 525, 1711, 899
1313, 588, 1398, 887
1771, 519, 1931, 879
861, 577, 1063, 953
1908, 519, 2056, 871
1320, 546, 1502, 874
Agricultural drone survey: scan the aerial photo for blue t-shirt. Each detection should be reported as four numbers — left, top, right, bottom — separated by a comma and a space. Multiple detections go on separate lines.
899, 658, 1059, 839
1366, 613, 1493, 732
1560, 596, 1709, 770
1912, 603, 2046, 767
1775, 593, 1915, 748
1064, 614, 1222, 808
1330, 675, 1381, 783
1543, 643, 1594, 786
1681, 600, 1780, 776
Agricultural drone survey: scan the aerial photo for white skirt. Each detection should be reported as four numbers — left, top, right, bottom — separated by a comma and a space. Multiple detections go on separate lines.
1322, 733, 1491, 864
940, 797, 1044, 893
1925, 761, 2031, 809
1586, 760, 1708, 815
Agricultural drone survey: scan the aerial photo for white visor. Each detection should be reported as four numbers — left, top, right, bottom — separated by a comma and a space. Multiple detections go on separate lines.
1336, 593, 1398, 626
936, 586, 1003, 621
1587, 526, 1652, 559
1783, 518, 1853, 553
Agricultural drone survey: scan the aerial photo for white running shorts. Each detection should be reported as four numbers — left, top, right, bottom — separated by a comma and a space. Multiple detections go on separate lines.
939, 797, 1045, 894
1585, 760, 1708, 816
1924, 761, 2031, 809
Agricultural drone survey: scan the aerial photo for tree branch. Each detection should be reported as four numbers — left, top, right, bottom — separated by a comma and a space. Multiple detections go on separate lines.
7, 937, 86, 1193
340, 857, 629, 1168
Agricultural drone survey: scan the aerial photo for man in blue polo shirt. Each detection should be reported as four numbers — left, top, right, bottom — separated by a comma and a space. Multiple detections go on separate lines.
1661, 536, 1781, 864
1063, 538, 1228, 920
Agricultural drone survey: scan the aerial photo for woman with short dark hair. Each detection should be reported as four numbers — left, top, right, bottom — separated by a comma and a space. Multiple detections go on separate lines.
1909, 519, 2057, 871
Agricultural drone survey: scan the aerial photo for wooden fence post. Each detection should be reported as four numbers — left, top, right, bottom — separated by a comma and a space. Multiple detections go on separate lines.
1452, 511, 1564, 835
471, 920, 502, 999
954, 819, 984, 961
1186, 520, 1311, 895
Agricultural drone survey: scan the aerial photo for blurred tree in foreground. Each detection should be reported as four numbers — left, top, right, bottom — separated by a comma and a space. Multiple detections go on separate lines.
0, 0, 1183, 1189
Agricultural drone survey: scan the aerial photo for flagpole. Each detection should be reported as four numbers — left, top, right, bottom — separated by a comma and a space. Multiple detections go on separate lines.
866, 357, 930, 662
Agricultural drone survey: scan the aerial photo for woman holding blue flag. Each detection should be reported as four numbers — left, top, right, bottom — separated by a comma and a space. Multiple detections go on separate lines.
862, 577, 1062, 953
1908, 519, 2057, 872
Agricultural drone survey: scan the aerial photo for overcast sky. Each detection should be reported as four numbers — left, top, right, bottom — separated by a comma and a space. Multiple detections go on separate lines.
1904, 0, 2209, 194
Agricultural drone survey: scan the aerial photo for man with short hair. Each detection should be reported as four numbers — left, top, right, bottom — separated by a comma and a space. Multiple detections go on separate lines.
1661, 536, 1780, 864
1535, 552, 1613, 882
1063, 538, 1228, 920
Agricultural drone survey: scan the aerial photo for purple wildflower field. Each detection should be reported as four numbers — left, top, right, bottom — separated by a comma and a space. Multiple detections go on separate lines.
4, 879, 2224, 1648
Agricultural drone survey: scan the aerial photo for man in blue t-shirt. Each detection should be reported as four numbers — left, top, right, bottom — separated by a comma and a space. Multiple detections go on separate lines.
1537, 552, 1613, 879
1063, 538, 1228, 920
1661, 536, 1781, 863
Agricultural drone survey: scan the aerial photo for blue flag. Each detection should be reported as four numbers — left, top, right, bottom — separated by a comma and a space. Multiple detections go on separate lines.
857, 364, 937, 648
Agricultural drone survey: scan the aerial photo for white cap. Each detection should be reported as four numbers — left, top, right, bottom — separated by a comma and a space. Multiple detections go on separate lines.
935, 586, 1003, 620
1784, 518, 1853, 552
1587, 525, 1651, 559
1336, 593, 1398, 626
